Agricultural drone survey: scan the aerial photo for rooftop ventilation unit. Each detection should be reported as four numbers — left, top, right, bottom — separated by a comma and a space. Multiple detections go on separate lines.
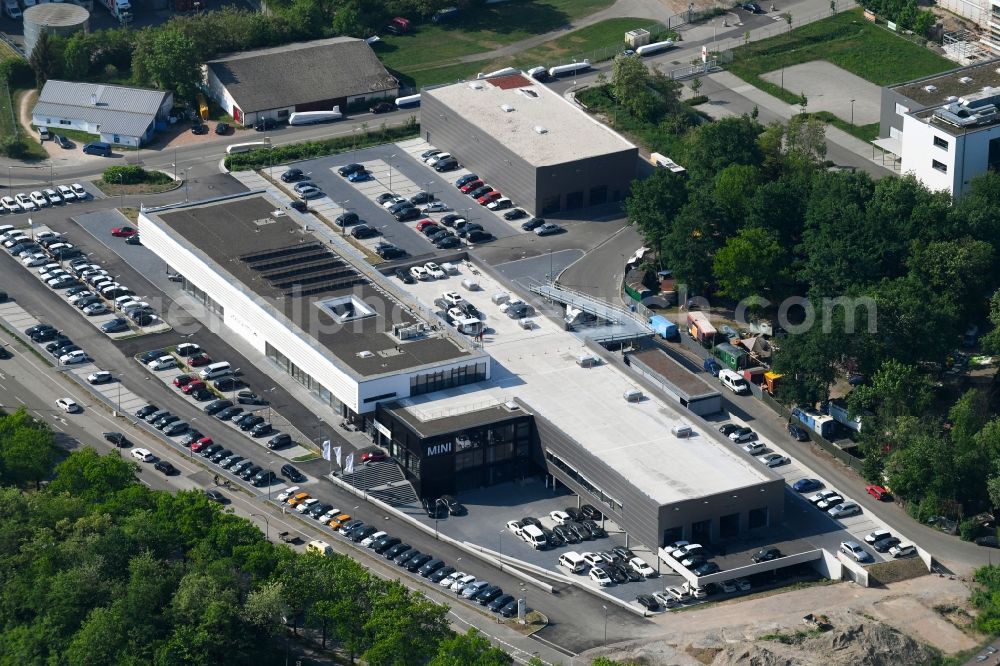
518, 88, 539, 98
500, 104, 514, 112
924, 85, 938, 93
533, 125, 548, 134
960, 76, 973, 83
933, 102, 998, 127
468, 81, 484, 90
945, 95, 958, 102
357, 350, 375, 359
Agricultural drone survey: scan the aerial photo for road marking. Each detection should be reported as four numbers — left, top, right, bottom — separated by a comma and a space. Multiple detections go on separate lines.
15, 395, 24, 404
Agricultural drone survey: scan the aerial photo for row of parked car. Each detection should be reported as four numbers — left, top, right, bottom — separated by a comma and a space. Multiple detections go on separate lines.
23, 322, 92, 367
717, 423, 790, 468
65, 254, 160, 328
300, 496, 522, 617
0, 183, 88, 215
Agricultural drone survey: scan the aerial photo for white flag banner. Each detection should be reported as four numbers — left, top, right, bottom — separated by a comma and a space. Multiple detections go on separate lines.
344, 453, 355, 475
334, 446, 342, 467
322, 440, 332, 461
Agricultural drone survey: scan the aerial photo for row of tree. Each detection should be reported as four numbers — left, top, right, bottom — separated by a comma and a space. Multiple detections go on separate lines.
0, 407, 521, 665
610, 56, 1000, 523
26, 0, 478, 97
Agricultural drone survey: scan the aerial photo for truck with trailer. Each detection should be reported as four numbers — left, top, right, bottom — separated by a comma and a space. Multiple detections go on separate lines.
288, 107, 343, 125
686, 311, 716, 347
790, 406, 836, 439
636, 39, 674, 56
548, 60, 591, 78
648, 315, 679, 341
100, 0, 132, 23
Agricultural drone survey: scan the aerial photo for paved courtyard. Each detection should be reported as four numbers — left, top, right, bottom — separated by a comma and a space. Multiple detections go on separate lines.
760, 61, 882, 126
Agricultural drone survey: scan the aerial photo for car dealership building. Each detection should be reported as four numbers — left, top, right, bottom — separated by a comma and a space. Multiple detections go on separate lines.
420, 72, 639, 216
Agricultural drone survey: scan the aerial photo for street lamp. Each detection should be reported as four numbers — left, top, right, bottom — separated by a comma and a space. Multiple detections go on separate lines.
850, 98, 856, 127
388, 153, 397, 191
603, 605, 608, 645
118, 172, 125, 210
433, 498, 448, 539
250, 512, 271, 540
339, 200, 350, 235
181, 170, 188, 202
498, 529, 505, 573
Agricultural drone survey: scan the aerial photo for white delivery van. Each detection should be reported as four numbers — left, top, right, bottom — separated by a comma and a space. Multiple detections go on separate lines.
520, 524, 547, 550
719, 369, 750, 395
199, 361, 232, 380
559, 551, 587, 573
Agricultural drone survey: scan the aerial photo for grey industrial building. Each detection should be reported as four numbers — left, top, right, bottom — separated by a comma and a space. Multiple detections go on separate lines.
421, 73, 639, 216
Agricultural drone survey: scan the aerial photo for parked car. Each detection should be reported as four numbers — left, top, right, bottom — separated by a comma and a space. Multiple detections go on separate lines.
787, 423, 810, 441
792, 478, 822, 493
839, 540, 871, 562
751, 547, 781, 563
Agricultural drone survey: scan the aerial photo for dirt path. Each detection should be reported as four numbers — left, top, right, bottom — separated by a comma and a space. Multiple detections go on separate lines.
17, 87, 36, 138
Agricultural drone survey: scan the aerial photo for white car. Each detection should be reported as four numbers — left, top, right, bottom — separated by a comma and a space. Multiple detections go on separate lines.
1, 196, 20, 213
131, 448, 154, 462
57, 184, 75, 201
71, 183, 87, 199
504, 520, 524, 537
276, 486, 300, 502
549, 510, 572, 525
889, 542, 916, 558
409, 266, 430, 281
424, 262, 446, 279
381, 196, 407, 209
735, 578, 751, 592
55, 397, 80, 413
498, 299, 524, 313
760, 453, 788, 467
43, 188, 62, 204
87, 371, 113, 384
743, 441, 766, 455
808, 489, 838, 505
83, 303, 108, 316
69, 291, 94, 305
652, 591, 678, 608
421, 201, 450, 213
666, 586, 691, 602
296, 498, 319, 514
21, 253, 47, 267
60, 350, 89, 365
671, 543, 702, 559
15, 193, 35, 211
29, 191, 48, 208
486, 197, 512, 211
442, 291, 463, 306
318, 509, 342, 524
828, 502, 861, 519
720, 580, 738, 593
629, 557, 657, 578
425, 152, 451, 165
361, 530, 386, 547
449, 573, 476, 592
581, 552, 604, 568
3, 234, 26, 247
589, 566, 612, 586
146, 357, 176, 371
816, 495, 844, 511
839, 540, 871, 562
864, 529, 891, 544
440, 570, 466, 588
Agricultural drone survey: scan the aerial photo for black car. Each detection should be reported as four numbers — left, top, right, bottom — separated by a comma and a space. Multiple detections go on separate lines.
280, 463, 306, 482
214, 377, 244, 392
420, 149, 442, 160
581, 504, 603, 520
553, 524, 580, 544
309, 502, 334, 519
239, 414, 265, 431
281, 168, 304, 183
692, 562, 720, 576
370, 101, 394, 114
0, 346, 10, 360
383, 543, 411, 560
540, 527, 564, 548
251, 422, 273, 437
153, 413, 177, 428
427, 229, 451, 242
440, 495, 465, 516
352, 525, 378, 543
422, 497, 446, 518
787, 423, 810, 441
394, 207, 421, 222
135, 404, 158, 419
455, 174, 479, 188
164, 422, 189, 437
376, 192, 399, 205
240, 465, 263, 481
154, 460, 177, 475
406, 553, 433, 572
440, 214, 465, 227
237, 390, 267, 405
752, 547, 782, 563
180, 431, 203, 447
336, 211, 360, 227
499, 599, 519, 618
434, 159, 459, 172
204, 399, 233, 415
742, 1, 764, 11
374, 537, 402, 555
873, 536, 901, 553
582, 519, 606, 538
612, 547, 635, 561
204, 489, 226, 503
466, 230, 493, 243
211, 449, 233, 464
606, 565, 628, 584
409, 191, 435, 205
568, 522, 591, 542
430, 565, 456, 583
103, 431, 130, 447
139, 349, 164, 364
351, 225, 379, 239
191, 388, 214, 402
506, 303, 533, 319
288, 200, 308, 213
468, 186, 492, 199
221, 455, 244, 469
376, 243, 406, 260
200, 444, 223, 459
214, 122, 231, 135
489, 594, 515, 613
521, 217, 545, 231
636, 594, 660, 611
395, 268, 415, 284
45, 337, 73, 354
254, 117, 277, 131
436, 237, 461, 249
55, 134, 73, 148
395, 549, 422, 566
719, 423, 741, 437
419, 558, 445, 577
191, 123, 209, 135
338, 163, 364, 177
267, 433, 292, 449
477, 585, 504, 605
31, 328, 60, 342
565, 507, 583, 521
215, 406, 244, 421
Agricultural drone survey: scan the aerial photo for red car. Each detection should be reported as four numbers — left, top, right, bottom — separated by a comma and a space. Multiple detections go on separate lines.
111, 226, 137, 238
181, 379, 206, 394
188, 353, 212, 367
460, 179, 483, 194
190, 437, 213, 452
478, 191, 502, 205
172, 374, 194, 388
415, 219, 437, 232
866, 484, 891, 501
361, 451, 388, 464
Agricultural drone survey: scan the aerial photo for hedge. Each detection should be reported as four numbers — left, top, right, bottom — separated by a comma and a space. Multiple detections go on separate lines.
102, 165, 171, 184
224, 118, 419, 171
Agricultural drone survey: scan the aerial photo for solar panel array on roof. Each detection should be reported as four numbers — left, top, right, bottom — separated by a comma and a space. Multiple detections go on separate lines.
240, 243, 364, 297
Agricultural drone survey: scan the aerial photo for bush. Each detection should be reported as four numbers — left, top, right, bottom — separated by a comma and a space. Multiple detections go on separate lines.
102, 165, 148, 184
0, 135, 29, 158
225, 118, 419, 171
687, 95, 709, 106
0, 57, 34, 88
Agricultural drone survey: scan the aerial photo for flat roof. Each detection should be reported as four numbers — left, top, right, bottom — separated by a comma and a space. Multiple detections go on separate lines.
144, 194, 477, 379
391, 264, 774, 505
424, 73, 636, 167
383, 402, 524, 439
629, 348, 720, 401
892, 60, 1000, 107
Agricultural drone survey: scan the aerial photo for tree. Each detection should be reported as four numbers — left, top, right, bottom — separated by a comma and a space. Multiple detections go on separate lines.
983, 289, 1000, 354
663, 194, 721, 293
689, 77, 702, 95
683, 116, 763, 181
907, 237, 994, 323
611, 55, 658, 121
785, 113, 826, 162
132, 28, 201, 100
848, 359, 933, 421
624, 169, 688, 262
363, 583, 450, 666
429, 628, 513, 666
46, 449, 138, 500
62, 33, 92, 80
29, 32, 61, 87
0, 424, 57, 488
712, 227, 787, 303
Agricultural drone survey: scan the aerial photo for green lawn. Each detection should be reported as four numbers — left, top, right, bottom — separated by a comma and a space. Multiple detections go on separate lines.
729, 8, 953, 96
377, 0, 614, 77
402, 17, 668, 88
